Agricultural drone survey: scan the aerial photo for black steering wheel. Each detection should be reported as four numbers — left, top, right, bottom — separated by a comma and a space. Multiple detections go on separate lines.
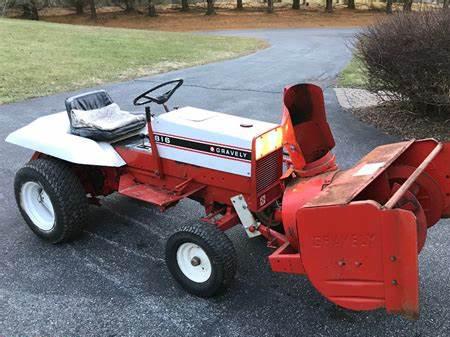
133, 79, 184, 106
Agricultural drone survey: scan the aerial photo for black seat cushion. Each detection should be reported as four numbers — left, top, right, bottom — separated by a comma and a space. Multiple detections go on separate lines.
65, 90, 146, 141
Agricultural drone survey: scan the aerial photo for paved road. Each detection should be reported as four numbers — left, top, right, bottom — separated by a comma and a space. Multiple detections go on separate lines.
1, 29, 449, 337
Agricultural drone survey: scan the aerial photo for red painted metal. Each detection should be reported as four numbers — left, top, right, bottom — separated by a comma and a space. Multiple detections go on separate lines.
273, 137, 450, 317
38, 82, 450, 318
297, 151, 338, 178
107, 125, 284, 232
145, 108, 164, 178
384, 142, 442, 209
258, 224, 306, 275
268, 242, 306, 275
281, 83, 336, 171
297, 202, 419, 318
281, 171, 336, 250
305, 141, 414, 208
118, 173, 206, 210
387, 165, 443, 228
390, 184, 427, 252
201, 206, 239, 231
114, 144, 283, 213
391, 139, 450, 222
31, 151, 42, 160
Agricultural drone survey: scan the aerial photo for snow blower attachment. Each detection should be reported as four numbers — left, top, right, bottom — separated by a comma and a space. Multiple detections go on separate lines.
6, 80, 450, 318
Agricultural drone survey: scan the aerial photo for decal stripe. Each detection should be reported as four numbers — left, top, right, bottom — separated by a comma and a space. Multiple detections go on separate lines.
154, 134, 252, 161
155, 131, 249, 151
156, 143, 251, 163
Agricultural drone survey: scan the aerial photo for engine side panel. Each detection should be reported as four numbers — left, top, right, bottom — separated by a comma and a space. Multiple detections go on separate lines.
152, 107, 278, 177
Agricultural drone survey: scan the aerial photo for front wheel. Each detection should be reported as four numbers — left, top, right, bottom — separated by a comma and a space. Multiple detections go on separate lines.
14, 158, 88, 243
165, 222, 237, 297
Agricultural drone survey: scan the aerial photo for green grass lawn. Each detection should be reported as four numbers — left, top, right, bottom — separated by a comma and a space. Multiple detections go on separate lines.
337, 56, 368, 88
0, 18, 265, 104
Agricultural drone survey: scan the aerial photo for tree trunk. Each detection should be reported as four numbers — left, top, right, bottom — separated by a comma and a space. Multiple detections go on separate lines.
89, 0, 97, 20
325, 0, 332, 12
386, 0, 393, 13
206, 0, 215, 15
237, 0, 243, 10
403, 0, 413, 11
75, 0, 84, 14
347, 0, 355, 9
22, 0, 39, 20
292, 0, 300, 9
181, 0, 189, 11
267, 0, 274, 13
148, 0, 157, 16
124, 0, 135, 12
443, 0, 449, 9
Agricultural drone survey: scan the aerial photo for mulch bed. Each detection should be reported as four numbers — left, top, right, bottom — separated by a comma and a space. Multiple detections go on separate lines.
352, 102, 449, 141
41, 8, 383, 32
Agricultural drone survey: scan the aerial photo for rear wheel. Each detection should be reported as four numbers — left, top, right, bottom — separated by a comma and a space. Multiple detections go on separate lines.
165, 222, 237, 297
14, 158, 88, 243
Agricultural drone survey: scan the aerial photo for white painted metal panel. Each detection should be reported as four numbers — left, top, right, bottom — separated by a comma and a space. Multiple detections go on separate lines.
5, 107, 278, 176
154, 107, 277, 150
5, 112, 126, 167
152, 107, 277, 176
157, 143, 252, 177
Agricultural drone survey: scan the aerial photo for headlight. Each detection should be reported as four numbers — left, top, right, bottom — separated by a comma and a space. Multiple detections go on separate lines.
255, 127, 283, 160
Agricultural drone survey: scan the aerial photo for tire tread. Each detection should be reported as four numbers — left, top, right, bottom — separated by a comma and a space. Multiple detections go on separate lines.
15, 158, 88, 243
166, 221, 237, 297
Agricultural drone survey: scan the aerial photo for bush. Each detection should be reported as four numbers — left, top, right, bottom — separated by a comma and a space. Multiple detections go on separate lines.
355, 11, 450, 116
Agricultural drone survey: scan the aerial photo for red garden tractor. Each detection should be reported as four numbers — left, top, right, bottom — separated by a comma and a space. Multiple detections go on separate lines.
6, 80, 450, 318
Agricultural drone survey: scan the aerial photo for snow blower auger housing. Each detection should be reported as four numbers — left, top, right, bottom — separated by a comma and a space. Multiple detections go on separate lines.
6, 79, 450, 318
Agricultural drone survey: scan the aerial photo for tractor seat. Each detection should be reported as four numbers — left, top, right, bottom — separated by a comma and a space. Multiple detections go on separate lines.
65, 90, 146, 142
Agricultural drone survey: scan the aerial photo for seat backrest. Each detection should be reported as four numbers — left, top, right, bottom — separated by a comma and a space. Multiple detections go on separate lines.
65, 90, 114, 121
282, 83, 335, 164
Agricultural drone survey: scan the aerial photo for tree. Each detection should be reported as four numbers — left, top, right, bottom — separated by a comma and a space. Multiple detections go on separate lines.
22, 0, 39, 20
148, 0, 157, 16
206, 0, 215, 15
123, 0, 135, 12
237, 0, 243, 10
89, 0, 96, 19
73, 0, 84, 14
181, 0, 189, 11
386, 0, 393, 13
292, 0, 300, 9
443, 0, 449, 9
267, 0, 274, 13
347, 0, 355, 9
325, 0, 332, 12
403, 0, 413, 11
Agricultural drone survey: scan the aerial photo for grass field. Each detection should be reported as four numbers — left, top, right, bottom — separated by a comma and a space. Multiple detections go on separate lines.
0, 18, 265, 104
337, 56, 368, 88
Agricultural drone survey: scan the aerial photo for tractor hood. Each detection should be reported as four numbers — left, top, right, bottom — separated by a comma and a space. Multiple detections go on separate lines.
151, 107, 279, 177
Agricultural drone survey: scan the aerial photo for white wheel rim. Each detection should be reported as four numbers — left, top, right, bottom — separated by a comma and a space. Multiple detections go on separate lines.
20, 181, 55, 231
176, 242, 212, 283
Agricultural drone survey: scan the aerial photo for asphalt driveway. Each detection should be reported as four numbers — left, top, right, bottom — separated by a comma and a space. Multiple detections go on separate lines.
1, 28, 449, 337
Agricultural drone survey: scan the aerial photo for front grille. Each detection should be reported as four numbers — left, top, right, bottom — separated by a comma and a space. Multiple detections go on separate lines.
255, 149, 283, 193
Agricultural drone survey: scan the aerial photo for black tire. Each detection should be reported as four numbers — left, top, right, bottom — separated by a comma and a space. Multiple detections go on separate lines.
14, 158, 88, 244
165, 222, 237, 297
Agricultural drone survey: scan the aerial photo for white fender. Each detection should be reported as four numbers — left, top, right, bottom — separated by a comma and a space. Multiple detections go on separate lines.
5, 112, 126, 167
